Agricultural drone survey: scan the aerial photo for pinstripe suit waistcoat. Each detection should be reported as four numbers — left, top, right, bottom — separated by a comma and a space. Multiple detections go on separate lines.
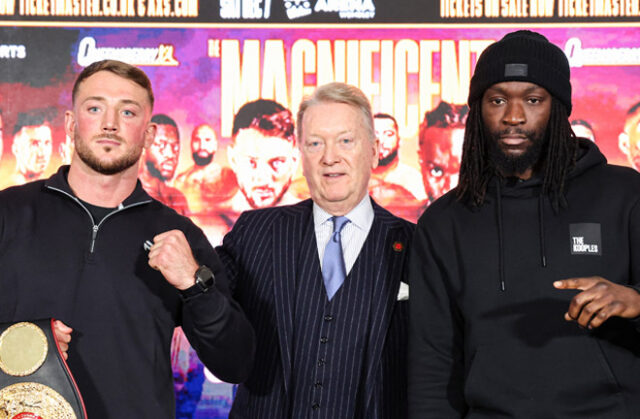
289, 221, 372, 417
219, 198, 415, 419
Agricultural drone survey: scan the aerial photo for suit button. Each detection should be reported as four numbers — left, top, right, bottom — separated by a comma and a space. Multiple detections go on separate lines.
312, 403, 320, 410
318, 358, 325, 366
324, 315, 333, 321
314, 381, 323, 388
320, 336, 328, 344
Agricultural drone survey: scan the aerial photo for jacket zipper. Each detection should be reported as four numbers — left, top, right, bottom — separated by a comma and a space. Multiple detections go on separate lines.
46, 186, 152, 253
90, 225, 99, 253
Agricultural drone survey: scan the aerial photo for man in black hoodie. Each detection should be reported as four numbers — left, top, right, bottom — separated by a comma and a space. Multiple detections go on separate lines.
408, 30, 640, 418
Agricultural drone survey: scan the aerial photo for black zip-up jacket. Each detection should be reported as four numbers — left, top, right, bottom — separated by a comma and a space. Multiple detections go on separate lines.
0, 166, 255, 418
408, 139, 640, 418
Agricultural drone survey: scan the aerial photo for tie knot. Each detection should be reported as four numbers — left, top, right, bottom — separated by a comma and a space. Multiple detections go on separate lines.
331, 216, 350, 234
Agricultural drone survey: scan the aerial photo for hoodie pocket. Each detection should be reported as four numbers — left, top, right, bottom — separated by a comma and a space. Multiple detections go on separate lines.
464, 337, 628, 418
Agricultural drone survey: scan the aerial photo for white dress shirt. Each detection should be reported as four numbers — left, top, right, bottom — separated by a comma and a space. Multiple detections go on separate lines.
313, 194, 374, 275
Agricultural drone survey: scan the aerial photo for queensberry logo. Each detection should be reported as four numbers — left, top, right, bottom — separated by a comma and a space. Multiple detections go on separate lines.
77, 37, 179, 67
565, 37, 640, 68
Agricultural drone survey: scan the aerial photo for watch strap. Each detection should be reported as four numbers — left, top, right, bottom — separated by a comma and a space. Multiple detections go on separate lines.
178, 265, 214, 299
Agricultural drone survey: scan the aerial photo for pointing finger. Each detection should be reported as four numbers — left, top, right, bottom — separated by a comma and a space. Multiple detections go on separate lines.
554, 277, 600, 291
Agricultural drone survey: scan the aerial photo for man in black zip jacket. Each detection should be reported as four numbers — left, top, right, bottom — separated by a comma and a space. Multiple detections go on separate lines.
408, 30, 640, 418
0, 59, 255, 418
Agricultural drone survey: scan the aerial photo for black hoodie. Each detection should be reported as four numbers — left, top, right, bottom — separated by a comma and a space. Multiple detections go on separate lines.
408, 140, 640, 418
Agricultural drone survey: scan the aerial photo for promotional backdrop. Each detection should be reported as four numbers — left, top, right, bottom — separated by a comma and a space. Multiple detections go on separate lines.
2, 2, 640, 417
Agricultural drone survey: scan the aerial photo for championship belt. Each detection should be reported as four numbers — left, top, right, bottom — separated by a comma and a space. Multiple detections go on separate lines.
0, 319, 87, 419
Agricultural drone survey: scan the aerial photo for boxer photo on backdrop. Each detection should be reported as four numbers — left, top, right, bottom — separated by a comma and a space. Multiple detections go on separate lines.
619, 101, 640, 172
174, 123, 238, 214
225, 99, 300, 214
10, 111, 53, 185
139, 112, 191, 215
417, 101, 468, 207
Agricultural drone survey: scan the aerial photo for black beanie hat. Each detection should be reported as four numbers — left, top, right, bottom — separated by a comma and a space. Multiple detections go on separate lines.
468, 30, 572, 115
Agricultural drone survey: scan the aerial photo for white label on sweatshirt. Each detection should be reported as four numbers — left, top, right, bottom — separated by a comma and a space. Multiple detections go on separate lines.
570, 223, 601, 256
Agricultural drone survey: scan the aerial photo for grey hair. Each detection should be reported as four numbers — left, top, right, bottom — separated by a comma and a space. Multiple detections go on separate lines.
296, 82, 375, 143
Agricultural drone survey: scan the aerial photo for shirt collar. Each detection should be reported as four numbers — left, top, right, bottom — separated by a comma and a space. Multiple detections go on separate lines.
313, 194, 374, 231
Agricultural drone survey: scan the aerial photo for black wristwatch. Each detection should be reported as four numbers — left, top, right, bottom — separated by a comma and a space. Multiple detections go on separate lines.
179, 265, 215, 299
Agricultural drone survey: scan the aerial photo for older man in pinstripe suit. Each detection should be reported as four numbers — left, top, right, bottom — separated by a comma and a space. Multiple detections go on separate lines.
217, 82, 414, 418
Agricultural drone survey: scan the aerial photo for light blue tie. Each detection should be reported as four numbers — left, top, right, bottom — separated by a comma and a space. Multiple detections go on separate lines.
322, 216, 350, 301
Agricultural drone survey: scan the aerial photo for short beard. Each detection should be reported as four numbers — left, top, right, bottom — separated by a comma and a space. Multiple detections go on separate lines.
145, 160, 170, 181
486, 127, 547, 177
243, 179, 291, 209
378, 149, 398, 167
75, 133, 142, 175
192, 153, 213, 167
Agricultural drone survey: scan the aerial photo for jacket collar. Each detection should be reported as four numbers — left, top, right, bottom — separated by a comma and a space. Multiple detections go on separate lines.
44, 165, 153, 206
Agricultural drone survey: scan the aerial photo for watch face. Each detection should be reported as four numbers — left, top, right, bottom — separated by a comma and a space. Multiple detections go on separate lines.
195, 266, 214, 289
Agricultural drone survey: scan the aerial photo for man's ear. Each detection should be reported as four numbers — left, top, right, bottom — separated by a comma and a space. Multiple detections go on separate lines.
144, 123, 157, 148
64, 110, 76, 142
619, 131, 630, 155
371, 137, 380, 170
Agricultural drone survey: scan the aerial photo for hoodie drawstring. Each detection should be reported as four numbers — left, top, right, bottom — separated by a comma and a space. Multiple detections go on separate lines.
538, 194, 547, 268
495, 179, 548, 292
495, 178, 505, 292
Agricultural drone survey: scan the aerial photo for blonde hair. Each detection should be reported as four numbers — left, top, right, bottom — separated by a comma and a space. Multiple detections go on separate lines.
297, 82, 374, 142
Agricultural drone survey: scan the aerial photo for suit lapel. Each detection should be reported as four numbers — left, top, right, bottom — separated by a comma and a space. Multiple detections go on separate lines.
362, 203, 406, 410
271, 200, 314, 396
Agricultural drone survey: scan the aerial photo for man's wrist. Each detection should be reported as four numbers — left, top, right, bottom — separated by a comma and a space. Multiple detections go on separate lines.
178, 265, 215, 299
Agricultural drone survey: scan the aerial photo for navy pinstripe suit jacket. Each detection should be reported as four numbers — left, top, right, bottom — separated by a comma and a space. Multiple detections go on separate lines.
218, 198, 414, 419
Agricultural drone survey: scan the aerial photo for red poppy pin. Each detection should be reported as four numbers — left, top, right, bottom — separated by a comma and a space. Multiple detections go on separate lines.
393, 241, 404, 252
